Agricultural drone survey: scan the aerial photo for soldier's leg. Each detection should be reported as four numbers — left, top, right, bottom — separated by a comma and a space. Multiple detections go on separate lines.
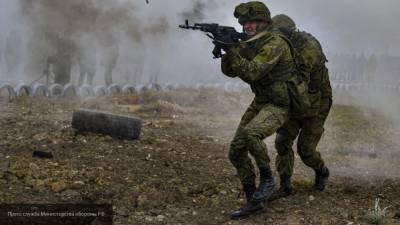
78, 64, 85, 86
55, 64, 66, 85
297, 98, 331, 170
229, 101, 259, 189
268, 119, 301, 201
87, 67, 95, 85
245, 104, 289, 169
275, 119, 301, 180
243, 104, 289, 202
105, 69, 112, 86
64, 63, 72, 85
229, 101, 265, 219
297, 97, 332, 190
57, 63, 72, 85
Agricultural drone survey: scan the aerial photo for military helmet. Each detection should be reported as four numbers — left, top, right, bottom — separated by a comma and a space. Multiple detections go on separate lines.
234, 1, 271, 25
272, 14, 297, 31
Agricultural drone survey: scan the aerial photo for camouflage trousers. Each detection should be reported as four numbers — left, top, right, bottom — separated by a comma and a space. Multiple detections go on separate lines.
275, 97, 332, 179
229, 100, 289, 187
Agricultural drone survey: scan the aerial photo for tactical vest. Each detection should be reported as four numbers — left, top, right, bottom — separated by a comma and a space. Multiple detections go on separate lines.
240, 32, 311, 114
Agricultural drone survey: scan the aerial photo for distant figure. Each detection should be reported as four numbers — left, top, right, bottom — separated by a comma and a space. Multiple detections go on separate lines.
77, 35, 97, 86
47, 33, 76, 85
100, 33, 119, 86
272, 14, 332, 199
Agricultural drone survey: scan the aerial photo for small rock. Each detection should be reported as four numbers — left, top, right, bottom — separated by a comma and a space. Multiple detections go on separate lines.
61, 189, 81, 201
145, 154, 151, 161
29, 163, 40, 171
71, 181, 85, 189
176, 211, 188, 217
192, 211, 197, 216
309, 195, 315, 201
145, 216, 153, 222
156, 215, 165, 222
220, 190, 227, 195
51, 181, 67, 193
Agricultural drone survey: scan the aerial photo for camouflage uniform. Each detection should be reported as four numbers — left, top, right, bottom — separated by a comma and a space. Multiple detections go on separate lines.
224, 3, 311, 219
222, 27, 295, 189
273, 15, 332, 187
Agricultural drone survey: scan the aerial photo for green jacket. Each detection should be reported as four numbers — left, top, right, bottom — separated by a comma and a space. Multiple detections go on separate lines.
221, 30, 296, 108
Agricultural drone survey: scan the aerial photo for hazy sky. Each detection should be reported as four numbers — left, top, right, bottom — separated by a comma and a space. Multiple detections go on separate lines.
135, 0, 400, 55
0, 0, 399, 84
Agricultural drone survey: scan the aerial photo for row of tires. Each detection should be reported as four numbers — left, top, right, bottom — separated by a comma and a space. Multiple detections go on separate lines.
331, 83, 400, 92
0, 82, 247, 101
1, 82, 398, 101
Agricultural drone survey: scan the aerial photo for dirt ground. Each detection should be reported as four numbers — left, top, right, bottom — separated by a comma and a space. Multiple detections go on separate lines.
0, 90, 399, 225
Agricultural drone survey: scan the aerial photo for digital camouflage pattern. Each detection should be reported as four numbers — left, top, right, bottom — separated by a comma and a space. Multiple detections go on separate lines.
221, 30, 296, 187
275, 97, 331, 179
234, 1, 272, 25
272, 14, 333, 179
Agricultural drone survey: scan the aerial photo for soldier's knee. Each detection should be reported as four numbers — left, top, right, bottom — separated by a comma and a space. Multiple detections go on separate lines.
241, 128, 260, 143
275, 133, 292, 155
297, 144, 314, 159
229, 149, 244, 167
275, 133, 287, 147
298, 133, 320, 156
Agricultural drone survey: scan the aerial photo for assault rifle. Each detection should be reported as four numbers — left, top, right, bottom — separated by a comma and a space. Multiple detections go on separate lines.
179, 20, 247, 58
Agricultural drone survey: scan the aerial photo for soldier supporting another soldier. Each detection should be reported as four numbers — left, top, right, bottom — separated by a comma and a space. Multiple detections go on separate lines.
271, 14, 332, 200
221, 1, 303, 219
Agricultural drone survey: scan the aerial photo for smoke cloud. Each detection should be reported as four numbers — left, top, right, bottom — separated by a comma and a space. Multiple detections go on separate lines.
0, 0, 399, 84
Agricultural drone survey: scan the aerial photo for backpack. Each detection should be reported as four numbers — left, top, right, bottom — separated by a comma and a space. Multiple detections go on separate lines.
277, 34, 311, 117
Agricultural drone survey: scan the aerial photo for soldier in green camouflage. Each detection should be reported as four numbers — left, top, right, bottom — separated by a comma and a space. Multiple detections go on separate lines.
271, 14, 332, 199
221, 2, 300, 219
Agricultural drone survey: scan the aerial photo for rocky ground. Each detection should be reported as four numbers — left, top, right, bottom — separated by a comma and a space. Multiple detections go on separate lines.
0, 90, 399, 225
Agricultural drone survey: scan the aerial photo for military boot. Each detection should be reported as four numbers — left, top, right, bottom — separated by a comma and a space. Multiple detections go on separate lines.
314, 166, 329, 191
252, 167, 275, 203
230, 184, 265, 220
268, 177, 295, 202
